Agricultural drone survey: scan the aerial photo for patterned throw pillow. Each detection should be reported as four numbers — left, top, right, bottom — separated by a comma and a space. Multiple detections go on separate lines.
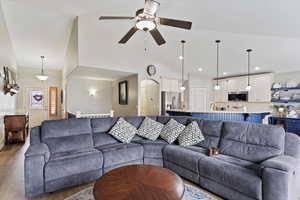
137, 117, 164, 141
108, 117, 137, 143
178, 121, 205, 147
160, 119, 186, 144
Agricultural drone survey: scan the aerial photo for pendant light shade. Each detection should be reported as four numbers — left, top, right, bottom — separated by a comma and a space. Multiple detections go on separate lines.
36, 56, 48, 81
246, 49, 252, 91
214, 40, 221, 90
180, 40, 186, 91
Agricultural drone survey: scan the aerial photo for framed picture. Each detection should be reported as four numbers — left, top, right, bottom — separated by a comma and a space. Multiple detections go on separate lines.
119, 80, 128, 105
30, 90, 44, 109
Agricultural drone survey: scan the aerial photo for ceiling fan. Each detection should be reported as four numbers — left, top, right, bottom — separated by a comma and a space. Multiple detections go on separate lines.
99, 0, 192, 46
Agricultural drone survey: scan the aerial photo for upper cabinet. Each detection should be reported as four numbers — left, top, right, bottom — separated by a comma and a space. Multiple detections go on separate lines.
161, 78, 179, 92
248, 75, 272, 102
214, 73, 273, 103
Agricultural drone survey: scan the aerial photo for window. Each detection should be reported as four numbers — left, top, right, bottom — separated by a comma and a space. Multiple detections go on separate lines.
49, 87, 58, 117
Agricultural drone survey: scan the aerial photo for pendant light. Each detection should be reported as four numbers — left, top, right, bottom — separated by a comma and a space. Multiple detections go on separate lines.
214, 40, 221, 90
36, 56, 48, 81
246, 49, 252, 91
180, 40, 186, 91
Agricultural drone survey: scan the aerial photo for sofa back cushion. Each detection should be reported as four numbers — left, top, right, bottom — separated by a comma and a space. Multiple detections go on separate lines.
188, 118, 223, 149
219, 122, 285, 162
157, 116, 189, 125
41, 118, 93, 154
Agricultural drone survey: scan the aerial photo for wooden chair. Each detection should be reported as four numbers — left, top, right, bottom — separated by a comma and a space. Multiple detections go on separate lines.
4, 115, 28, 145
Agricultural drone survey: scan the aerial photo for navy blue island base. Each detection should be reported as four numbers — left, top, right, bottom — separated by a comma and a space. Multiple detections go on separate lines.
167, 111, 270, 124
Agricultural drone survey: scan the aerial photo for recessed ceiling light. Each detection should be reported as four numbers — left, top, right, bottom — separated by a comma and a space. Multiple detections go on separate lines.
255, 67, 260, 71
198, 68, 203, 72
223, 72, 227, 75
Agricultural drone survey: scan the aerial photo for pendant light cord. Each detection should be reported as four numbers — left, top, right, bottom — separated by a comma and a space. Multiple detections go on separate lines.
181, 40, 185, 87
247, 49, 252, 86
216, 40, 221, 86
41, 56, 45, 75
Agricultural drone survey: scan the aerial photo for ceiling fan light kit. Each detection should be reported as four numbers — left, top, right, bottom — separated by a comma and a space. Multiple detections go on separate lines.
99, 0, 192, 46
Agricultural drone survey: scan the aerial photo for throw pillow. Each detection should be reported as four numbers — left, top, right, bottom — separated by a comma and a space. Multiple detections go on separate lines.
137, 117, 164, 141
178, 121, 205, 147
108, 117, 137, 143
160, 118, 185, 144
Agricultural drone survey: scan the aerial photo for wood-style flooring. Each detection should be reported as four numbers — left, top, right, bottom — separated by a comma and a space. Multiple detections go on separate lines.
0, 137, 222, 200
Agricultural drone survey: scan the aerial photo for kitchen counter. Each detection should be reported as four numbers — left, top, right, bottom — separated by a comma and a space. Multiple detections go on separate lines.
166, 110, 271, 124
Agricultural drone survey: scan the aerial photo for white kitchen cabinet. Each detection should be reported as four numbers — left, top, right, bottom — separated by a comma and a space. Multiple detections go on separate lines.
248, 75, 272, 102
228, 77, 247, 92
214, 79, 228, 102
161, 78, 179, 92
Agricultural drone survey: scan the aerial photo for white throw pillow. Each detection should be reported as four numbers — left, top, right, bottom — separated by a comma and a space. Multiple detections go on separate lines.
108, 117, 137, 143
160, 118, 185, 144
178, 121, 205, 147
137, 117, 164, 141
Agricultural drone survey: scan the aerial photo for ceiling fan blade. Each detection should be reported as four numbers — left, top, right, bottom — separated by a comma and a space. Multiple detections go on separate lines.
119, 27, 139, 44
144, 0, 160, 16
149, 28, 166, 46
99, 16, 135, 20
159, 17, 192, 30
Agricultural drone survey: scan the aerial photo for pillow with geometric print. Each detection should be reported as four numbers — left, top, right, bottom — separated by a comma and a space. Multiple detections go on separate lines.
160, 118, 186, 144
178, 121, 205, 147
108, 117, 137, 143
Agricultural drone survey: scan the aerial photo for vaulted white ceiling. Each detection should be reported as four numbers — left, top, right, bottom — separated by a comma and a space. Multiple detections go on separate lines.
2, 0, 300, 77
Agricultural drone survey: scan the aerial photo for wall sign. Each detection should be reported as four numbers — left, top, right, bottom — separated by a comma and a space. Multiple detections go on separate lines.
30, 90, 44, 109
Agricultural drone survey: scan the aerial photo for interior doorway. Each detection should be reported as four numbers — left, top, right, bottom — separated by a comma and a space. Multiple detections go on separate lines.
140, 79, 160, 116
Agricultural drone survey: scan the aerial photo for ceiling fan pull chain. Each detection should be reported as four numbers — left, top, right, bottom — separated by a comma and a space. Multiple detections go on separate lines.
144, 30, 148, 53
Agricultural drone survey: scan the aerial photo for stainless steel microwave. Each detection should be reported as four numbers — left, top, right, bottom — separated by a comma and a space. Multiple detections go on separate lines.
228, 92, 248, 102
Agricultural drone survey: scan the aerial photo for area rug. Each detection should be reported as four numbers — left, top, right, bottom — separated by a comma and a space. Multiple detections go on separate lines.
65, 184, 218, 200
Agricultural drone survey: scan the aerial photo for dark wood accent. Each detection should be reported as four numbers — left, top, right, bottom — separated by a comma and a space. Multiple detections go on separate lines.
93, 165, 185, 200
213, 72, 272, 80
4, 114, 29, 145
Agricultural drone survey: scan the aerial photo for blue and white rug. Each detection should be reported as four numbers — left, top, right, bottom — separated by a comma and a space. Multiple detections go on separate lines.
65, 184, 218, 200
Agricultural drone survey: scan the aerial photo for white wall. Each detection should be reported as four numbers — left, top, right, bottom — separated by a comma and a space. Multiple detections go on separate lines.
67, 77, 113, 114
16, 67, 62, 127
0, 1, 17, 150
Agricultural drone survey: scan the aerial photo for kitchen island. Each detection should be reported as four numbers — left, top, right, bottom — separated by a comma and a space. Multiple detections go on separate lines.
166, 110, 271, 124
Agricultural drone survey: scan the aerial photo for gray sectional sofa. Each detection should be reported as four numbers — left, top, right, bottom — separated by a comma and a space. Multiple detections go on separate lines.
25, 116, 300, 200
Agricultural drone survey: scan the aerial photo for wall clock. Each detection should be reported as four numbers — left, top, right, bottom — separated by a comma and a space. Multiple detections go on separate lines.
147, 65, 157, 76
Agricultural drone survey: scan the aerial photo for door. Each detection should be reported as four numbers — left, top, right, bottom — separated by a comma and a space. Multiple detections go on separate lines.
141, 80, 160, 116
190, 87, 208, 112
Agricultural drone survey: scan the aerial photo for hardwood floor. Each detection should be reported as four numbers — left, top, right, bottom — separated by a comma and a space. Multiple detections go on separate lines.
0, 138, 93, 200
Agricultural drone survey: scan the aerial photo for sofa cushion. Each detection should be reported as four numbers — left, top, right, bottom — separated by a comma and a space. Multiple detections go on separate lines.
41, 118, 93, 154
91, 117, 119, 133
137, 117, 164, 141
108, 118, 137, 143
93, 133, 119, 148
178, 121, 205, 147
187, 118, 223, 149
163, 145, 207, 173
219, 122, 285, 162
45, 148, 102, 181
199, 156, 262, 200
96, 143, 143, 168
134, 139, 168, 158
160, 119, 186, 144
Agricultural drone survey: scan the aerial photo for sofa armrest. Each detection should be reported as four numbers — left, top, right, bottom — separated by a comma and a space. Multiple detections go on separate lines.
24, 143, 50, 197
260, 155, 299, 173
260, 155, 300, 200
25, 143, 50, 162
30, 126, 41, 145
